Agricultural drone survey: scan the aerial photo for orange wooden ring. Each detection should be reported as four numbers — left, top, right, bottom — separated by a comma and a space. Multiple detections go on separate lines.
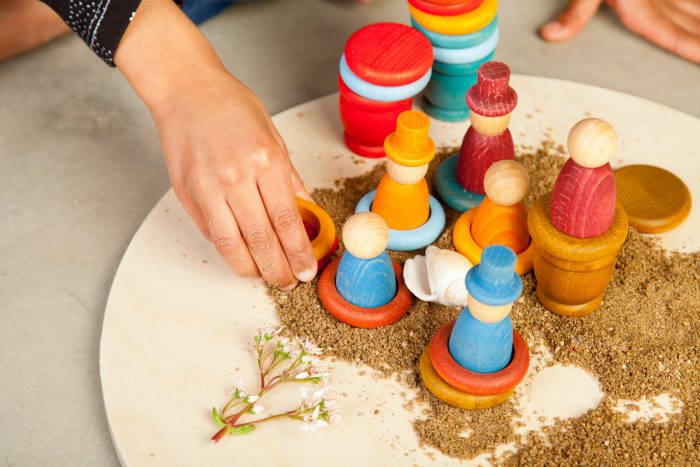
420, 348, 513, 410
296, 198, 338, 271
318, 257, 413, 328
429, 320, 529, 395
453, 208, 534, 274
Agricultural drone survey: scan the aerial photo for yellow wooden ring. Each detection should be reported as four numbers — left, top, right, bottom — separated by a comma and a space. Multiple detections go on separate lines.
295, 198, 337, 263
419, 347, 513, 409
408, 0, 498, 36
453, 208, 534, 275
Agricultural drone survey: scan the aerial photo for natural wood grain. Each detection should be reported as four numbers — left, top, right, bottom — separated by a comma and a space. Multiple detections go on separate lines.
471, 198, 529, 253
457, 126, 515, 194
469, 112, 511, 136
466, 61, 517, 117
341, 212, 388, 259
372, 174, 430, 230
319, 258, 412, 329
344, 23, 433, 86
550, 159, 617, 238
383, 110, 436, 167
386, 160, 429, 185
567, 117, 617, 169
528, 193, 628, 317
420, 348, 514, 410
467, 294, 512, 323
296, 198, 338, 272
483, 159, 529, 206
429, 320, 529, 395
615, 164, 692, 233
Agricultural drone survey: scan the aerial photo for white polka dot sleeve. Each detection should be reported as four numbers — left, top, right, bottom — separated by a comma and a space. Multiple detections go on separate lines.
41, 0, 147, 66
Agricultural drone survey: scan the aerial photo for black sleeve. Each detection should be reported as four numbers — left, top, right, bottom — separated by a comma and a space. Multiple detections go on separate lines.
40, 0, 145, 66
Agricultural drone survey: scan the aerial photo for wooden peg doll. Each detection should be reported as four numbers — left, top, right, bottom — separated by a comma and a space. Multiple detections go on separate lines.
453, 160, 535, 274
472, 160, 530, 253
371, 110, 436, 230
318, 212, 413, 328
356, 110, 447, 251
419, 245, 530, 410
528, 118, 629, 317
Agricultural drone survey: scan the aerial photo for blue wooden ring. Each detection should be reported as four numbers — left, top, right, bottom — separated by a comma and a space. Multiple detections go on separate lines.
411, 15, 498, 49
432, 27, 499, 64
434, 155, 485, 212
355, 190, 446, 251
339, 54, 432, 102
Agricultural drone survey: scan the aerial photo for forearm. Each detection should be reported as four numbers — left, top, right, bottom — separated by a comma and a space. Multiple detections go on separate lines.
114, 0, 226, 114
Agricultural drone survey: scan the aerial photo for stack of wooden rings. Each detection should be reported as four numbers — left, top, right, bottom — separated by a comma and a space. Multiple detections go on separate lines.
407, 0, 499, 121
420, 245, 530, 409
339, 23, 433, 158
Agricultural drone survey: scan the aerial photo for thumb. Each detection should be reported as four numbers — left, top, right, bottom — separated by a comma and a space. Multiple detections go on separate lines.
540, 0, 603, 42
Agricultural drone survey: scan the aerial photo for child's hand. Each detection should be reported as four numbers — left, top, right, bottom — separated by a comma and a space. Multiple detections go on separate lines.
154, 70, 317, 290
540, 0, 700, 64
115, 0, 316, 290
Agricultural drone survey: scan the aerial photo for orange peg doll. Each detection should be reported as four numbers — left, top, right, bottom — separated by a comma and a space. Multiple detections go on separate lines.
371, 110, 436, 230
356, 110, 446, 251
453, 160, 534, 274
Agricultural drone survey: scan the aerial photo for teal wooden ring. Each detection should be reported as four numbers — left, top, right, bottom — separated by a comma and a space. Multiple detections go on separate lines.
355, 190, 446, 251
434, 155, 485, 212
433, 27, 499, 64
411, 15, 498, 49
339, 54, 432, 102
422, 97, 471, 122
433, 52, 495, 75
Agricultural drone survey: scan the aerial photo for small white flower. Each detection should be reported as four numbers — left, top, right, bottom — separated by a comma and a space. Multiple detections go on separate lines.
243, 394, 259, 403
323, 399, 337, 408
295, 371, 310, 380
301, 338, 322, 356
311, 405, 321, 421
249, 404, 266, 414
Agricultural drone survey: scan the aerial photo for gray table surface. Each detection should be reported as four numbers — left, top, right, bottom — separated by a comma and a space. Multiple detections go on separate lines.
1, 0, 699, 465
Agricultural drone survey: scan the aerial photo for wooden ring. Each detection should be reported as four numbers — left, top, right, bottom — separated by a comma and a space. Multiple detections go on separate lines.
420, 347, 513, 409
407, 0, 483, 16
296, 198, 338, 271
408, 0, 498, 36
452, 208, 534, 274
434, 155, 485, 212
429, 320, 529, 395
318, 257, 413, 328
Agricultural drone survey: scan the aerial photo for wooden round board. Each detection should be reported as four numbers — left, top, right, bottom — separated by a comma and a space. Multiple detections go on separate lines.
100, 75, 700, 466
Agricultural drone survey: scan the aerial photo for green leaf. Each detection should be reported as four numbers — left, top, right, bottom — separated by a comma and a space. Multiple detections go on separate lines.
212, 407, 226, 427
227, 424, 256, 436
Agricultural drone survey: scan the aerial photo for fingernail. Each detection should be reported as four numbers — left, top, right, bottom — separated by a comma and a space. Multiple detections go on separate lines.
546, 21, 562, 32
296, 268, 317, 283
282, 282, 297, 292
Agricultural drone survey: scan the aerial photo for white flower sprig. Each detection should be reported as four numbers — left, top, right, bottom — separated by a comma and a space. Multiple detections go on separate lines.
211, 326, 340, 443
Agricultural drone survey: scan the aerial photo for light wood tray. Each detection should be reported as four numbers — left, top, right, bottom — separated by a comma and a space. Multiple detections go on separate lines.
100, 75, 700, 466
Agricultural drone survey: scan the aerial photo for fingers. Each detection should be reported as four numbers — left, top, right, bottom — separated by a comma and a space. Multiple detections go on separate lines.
200, 198, 261, 279
540, 0, 603, 42
617, 1, 700, 64
290, 164, 314, 202
256, 152, 318, 283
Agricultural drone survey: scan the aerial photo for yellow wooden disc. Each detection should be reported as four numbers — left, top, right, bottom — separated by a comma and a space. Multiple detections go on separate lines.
408, 0, 498, 36
419, 348, 513, 410
614, 165, 691, 233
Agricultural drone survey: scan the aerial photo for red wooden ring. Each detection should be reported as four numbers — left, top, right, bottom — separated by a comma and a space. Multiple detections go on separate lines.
408, 0, 483, 16
429, 320, 529, 395
318, 257, 413, 328
344, 23, 433, 87
338, 76, 411, 111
